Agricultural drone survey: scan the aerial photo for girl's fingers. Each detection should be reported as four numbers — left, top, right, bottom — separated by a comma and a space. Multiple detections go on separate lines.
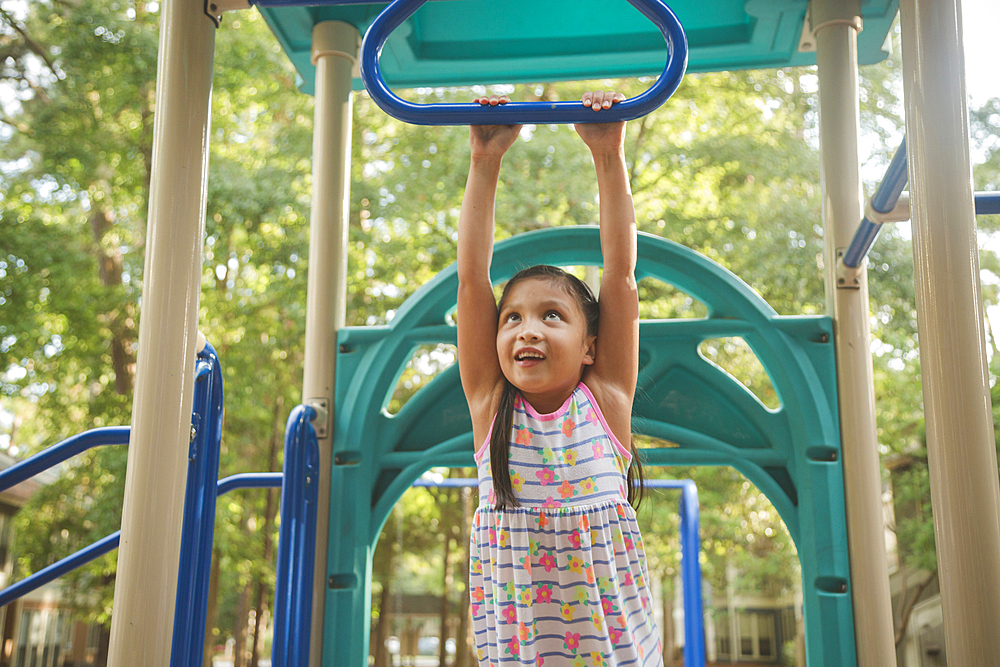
582, 91, 623, 111
473, 95, 511, 106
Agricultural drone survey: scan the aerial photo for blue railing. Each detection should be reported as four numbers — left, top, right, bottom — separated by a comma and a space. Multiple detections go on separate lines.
359, 0, 688, 126
0, 343, 320, 667
413, 477, 706, 667
843, 137, 999, 268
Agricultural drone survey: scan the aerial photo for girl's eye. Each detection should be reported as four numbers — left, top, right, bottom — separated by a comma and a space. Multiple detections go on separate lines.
505, 313, 521, 323
544, 311, 562, 321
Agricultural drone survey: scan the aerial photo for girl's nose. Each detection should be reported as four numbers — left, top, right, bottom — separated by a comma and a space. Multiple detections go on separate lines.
517, 324, 541, 341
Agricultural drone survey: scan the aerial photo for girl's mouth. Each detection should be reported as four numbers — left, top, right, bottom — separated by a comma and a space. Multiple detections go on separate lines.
515, 349, 545, 364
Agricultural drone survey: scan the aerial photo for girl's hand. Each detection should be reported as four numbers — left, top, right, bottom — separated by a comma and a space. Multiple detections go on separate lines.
575, 91, 627, 154
469, 95, 522, 159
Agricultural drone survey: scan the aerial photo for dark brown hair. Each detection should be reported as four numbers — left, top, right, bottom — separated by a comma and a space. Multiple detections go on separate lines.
489, 265, 644, 510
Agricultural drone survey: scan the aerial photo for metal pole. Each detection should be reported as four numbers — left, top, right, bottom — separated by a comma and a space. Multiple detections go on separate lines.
813, 1, 897, 665
303, 20, 359, 667
107, 0, 215, 662
899, 0, 1000, 661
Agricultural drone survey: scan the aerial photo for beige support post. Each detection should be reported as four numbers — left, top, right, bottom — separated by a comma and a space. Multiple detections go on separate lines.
107, 0, 215, 663
812, 1, 898, 665
899, 0, 1000, 661
303, 20, 359, 667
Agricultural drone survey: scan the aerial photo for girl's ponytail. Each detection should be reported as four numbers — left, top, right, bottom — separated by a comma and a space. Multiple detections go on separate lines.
489, 380, 520, 511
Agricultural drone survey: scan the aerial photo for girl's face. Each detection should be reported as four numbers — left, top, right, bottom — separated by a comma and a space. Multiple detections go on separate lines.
496, 277, 596, 413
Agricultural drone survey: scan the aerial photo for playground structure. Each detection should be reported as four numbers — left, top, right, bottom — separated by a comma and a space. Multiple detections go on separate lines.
4, 0, 1000, 665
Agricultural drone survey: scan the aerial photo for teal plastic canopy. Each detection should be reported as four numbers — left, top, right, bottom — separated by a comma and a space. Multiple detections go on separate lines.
259, 0, 899, 95
322, 227, 855, 666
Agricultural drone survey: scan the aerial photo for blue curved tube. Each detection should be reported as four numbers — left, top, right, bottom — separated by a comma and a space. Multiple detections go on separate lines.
360, 0, 688, 125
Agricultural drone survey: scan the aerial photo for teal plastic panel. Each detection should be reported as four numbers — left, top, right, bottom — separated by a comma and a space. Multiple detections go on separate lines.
322, 227, 856, 666
259, 0, 899, 95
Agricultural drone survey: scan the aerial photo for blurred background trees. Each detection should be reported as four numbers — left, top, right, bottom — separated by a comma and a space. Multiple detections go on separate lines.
2, 1, 999, 664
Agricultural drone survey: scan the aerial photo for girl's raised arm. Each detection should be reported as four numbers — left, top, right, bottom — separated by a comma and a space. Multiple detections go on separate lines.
457, 110, 521, 444
576, 92, 640, 441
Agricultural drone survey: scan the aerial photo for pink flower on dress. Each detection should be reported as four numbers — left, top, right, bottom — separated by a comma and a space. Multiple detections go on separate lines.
563, 631, 581, 651
592, 440, 605, 460
538, 552, 557, 573
558, 479, 576, 499
541, 496, 561, 509
536, 584, 554, 603
489, 528, 497, 546
561, 417, 575, 437
502, 604, 518, 624
609, 627, 623, 645
602, 596, 617, 615
569, 530, 581, 549
586, 408, 598, 424
506, 636, 521, 658
536, 467, 556, 486
624, 536, 634, 552
623, 572, 634, 587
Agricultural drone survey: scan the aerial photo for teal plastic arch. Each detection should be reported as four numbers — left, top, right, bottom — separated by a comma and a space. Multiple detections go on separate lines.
323, 227, 856, 666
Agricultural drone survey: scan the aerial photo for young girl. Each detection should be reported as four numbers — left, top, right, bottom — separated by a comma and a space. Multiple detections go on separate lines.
457, 91, 662, 666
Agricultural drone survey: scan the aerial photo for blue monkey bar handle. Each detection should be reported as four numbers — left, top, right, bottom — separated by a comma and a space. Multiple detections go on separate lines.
359, 0, 688, 125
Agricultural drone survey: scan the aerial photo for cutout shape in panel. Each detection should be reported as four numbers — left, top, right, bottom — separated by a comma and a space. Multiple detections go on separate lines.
386, 343, 458, 415
698, 337, 780, 409
637, 276, 707, 319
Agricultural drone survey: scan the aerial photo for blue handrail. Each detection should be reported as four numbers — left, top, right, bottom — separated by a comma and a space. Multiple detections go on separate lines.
359, 0, 688, 125
270, 404, 320, 667
171, 343, 225, 666
0, 473, 283, 609
0, 427, 130, 491
843, 138, 908, 269
412, 477, 706, 667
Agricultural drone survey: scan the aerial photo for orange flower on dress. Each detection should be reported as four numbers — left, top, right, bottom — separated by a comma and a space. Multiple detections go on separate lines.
561, 417, 575, 437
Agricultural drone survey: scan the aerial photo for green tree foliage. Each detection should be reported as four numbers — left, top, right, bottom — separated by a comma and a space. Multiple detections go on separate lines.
4, 1, 1000, 662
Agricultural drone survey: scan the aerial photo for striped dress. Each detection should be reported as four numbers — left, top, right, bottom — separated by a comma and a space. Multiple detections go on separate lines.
470, 382, 662, 667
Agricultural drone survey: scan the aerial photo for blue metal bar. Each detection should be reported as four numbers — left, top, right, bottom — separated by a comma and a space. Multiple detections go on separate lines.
977, 192, 1000, 216
171, 343, 225, 667
217, 472, 283, 496
412, 477, 706, 666
0, 427, 130, 492
271, 405, 320, 667
0, 531, 121, 608
843, 138, 908, 268
677, 480, 705, 667
359, 0, 688, 125
0, 475, 286, 610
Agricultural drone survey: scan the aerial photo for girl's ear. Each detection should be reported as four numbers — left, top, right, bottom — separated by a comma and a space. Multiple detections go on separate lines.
582, 336, 597, 366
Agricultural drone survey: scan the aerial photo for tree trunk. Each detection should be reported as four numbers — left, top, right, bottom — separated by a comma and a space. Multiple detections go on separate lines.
249, 397, 284, 666
96, 624, 111, 667
233, 585, 251, 667
661, 574, 675, 665
455, 488, 473, 667
438, 497, 453, 667
203, 550, 222, 667
88, 201, 135, 395
373, 580, 394, 667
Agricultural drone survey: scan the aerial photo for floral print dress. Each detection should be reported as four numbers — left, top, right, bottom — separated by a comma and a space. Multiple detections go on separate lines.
470, 382, 662, 666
